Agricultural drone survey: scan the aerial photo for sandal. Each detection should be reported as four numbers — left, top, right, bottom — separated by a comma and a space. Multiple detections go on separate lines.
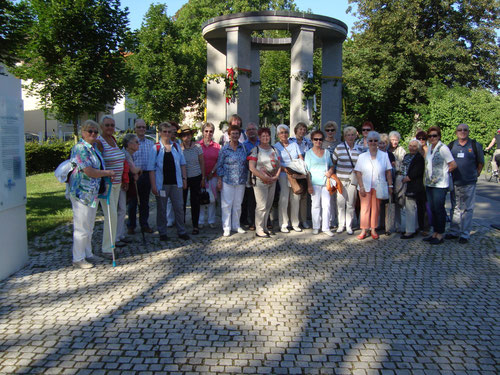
357, 232, 369, 240
192, 228, 199, 235
371, 232, 379, 240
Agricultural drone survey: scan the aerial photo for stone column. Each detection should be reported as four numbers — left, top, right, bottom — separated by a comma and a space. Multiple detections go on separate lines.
249, 47, 260, 126
226, 26, 251, 128
321, 40, 343, 141
290, 26, 315, 134
206, 40, 227, 139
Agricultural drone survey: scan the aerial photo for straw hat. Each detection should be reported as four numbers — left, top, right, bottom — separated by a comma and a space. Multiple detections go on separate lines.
179, 124, 193, 135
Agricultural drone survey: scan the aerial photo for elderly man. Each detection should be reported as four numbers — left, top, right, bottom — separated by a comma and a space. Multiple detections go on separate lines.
128, 119, 154, 234
240, 122, 260, 230
446, 123, 484, 244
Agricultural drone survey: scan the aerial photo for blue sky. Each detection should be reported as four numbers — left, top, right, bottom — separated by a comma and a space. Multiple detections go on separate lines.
120, 0, 359, 35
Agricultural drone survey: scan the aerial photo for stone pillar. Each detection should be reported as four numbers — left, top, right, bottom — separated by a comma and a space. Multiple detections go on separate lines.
290, 26, 315, 134
249, 47, 260, 126
226, 26, 251, 128
206, 41, 227, 139
321, 40, 343, 141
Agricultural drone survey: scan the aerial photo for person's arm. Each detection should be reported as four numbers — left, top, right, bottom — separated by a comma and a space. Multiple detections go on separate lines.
486, 137, 496, 151
356, 171, 366, 197
198, 151, 205, 187
149, 170, 158, 196
448, 160, 457, 172
386, 169, 393, 195
83, 167, 115, 179
181, 165, 187, 189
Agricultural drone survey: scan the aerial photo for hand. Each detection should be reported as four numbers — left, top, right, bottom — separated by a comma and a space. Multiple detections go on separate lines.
217, 178, 222, 191
183, 179, 187, 190
201, 178, 205, 188
388, 187, 393, 196
402, 176, 410, 183
308, 186, 314, 195
152, 186, 159, 196
359, 186, 366, 197
107, 170, 116, 178
325, 171, 332, 178
121, 182, 129, 192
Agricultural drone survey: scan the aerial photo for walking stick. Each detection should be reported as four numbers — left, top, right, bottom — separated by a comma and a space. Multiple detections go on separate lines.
99, 177, 117, 267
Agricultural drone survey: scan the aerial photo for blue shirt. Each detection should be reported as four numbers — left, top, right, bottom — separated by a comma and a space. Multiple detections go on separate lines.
305, 149, 333, 186
274, 141, 302, 177
243, 138, 260, 155
133, 136, 154, 171
290, 137, 312, 156
147, 141, 186, 190
449, 139, 484, 186
216, 142, 248, 185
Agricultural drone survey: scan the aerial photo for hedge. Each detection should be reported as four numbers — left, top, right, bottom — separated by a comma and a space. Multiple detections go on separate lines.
25, 140, 74, 176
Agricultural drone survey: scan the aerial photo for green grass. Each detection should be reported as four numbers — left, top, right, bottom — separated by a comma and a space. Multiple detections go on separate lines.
27, 172, 73, 240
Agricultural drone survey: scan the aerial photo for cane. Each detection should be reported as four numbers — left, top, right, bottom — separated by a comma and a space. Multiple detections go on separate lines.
134, 178, 147, 245
99, 177, 117, 267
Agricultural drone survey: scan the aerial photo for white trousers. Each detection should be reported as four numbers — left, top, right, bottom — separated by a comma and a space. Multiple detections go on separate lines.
99, 183, 121, 253
116, 188, 127, 241
199, 177, 217, 225
311, 185, 331, 232
404, 197, 418, 234
278, 174, 300, 228
253, 180, 276, 235
337, 182, 357, 230
221, 182, 245, 231
71, 197, 97, 262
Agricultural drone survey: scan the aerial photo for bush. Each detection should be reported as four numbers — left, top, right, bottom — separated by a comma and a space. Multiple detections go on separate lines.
25, 140, 74, 175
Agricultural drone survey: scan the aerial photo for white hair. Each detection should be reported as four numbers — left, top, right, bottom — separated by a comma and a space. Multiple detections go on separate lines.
367, 131, 380, 141
277, 124, 290, 134
100, 114, 115, 125
389, 131, 401, 140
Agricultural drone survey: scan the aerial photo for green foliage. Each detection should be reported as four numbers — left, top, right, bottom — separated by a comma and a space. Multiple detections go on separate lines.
0, 0, 33, 67
25, 140, 74, 175
12, 0, 133, 135
344, 0, 500, 131
419, 82, 500, 147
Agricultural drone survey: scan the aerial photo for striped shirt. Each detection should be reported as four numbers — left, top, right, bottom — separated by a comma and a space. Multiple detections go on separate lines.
182, 142, 203, 178
133, 136, 154, 171
98, 135, 125, 185
332, 142, 360, 182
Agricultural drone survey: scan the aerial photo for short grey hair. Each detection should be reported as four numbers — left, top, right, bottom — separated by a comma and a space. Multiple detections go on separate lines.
99, 114, 115, 126
81, 120, 99, 134
324, 121, 338, 131
408, 138, 421, 149
201, 122, 215, 132
158, 122, 172, 133
456, 123, 469, 130
367, 131, 380, 142
389, 131, 401, 140
135, 118, 146, 126
122, 133, 138, 149
343, 126, 357, 137
379, 133, 389, 144
277, 124, 290, 134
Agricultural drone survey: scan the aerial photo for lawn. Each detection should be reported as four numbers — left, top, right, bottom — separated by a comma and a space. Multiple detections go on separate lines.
26, 172, 73, 240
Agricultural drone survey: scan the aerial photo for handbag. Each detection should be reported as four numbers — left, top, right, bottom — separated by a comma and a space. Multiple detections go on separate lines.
199, 188, 210, 205
344, 142, 358, 186
375, 177, 389, 200
281, 142, 308, 194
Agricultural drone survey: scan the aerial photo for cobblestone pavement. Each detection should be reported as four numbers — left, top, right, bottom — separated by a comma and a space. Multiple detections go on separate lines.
1, 217, 499, 374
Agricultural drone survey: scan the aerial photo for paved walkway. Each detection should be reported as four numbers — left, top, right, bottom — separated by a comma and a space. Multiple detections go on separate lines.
1, 214, 499, 374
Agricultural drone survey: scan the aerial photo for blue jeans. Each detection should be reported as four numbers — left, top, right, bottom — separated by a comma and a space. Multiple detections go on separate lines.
426, 187, 448, 234
127, 173, 151, 230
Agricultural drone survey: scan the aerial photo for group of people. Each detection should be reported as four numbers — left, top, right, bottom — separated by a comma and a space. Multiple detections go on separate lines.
67, 114, 488, 269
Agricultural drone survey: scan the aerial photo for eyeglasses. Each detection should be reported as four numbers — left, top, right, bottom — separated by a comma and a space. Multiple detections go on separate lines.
161, 130, 172, 134
204, 130, 214, 133
325, 129, 335, 132
457, 128, 469, 132
279, 132, 289, 135
104, 123, 115, 128
428, 134, 439, 138
368, 139, 378, 143
313, 138, 323, 142
136, 126, 146, 129
85, 129, 98, 134
417, 137, 426, 141
362, 128, 371, 132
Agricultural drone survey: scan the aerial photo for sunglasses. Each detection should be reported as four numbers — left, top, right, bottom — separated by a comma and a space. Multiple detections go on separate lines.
428, 134, 439, 138
368, 139, 378, 143
417, 137, 426, 141
85, 129, 99, 134
104, 123, 115, 127
457, 128, 469, 132
313, 138, 323, 142
325, 129, 335, 132
362, 128, 371, 132
204, 130, 214, 133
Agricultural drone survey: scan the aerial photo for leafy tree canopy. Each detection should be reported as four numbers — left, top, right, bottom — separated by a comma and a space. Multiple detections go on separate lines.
0, 0, 33, 67
12, 0, 133, 134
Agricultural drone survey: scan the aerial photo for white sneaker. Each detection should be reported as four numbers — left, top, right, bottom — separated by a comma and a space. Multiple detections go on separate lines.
324, 230, 335, 237
281, 226, 289, 233
236, 227, 246, 234
292, 226, 302, 232
73, 260, 94, 269
312, 229, 319, 235
223, 229, 230, 237
336, 227, 344, 233
346, 228, 353, 235
302, 222, 311, 229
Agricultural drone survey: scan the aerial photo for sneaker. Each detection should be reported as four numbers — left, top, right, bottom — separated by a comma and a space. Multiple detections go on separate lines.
101, 252, 113, 260
312, 229, 319, 235
178, 233, 190, 240
281, 226, 289, 233
236, 227, 246, 234
86, 255, 103, 263
324, 230, 335, 237
73, 260, 94, 269
346, 228, 353, 235
292, 226, 302, 232
302, 222, 311, 229
458, 237, 468, 244
120, 236, 132, 243
336, 227, 344, 234
223, 229, 230, 237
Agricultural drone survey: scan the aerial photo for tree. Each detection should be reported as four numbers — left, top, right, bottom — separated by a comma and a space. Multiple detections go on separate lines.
12, 0, 132, 135
343, 0, 500, 132
0, 0, 33, 67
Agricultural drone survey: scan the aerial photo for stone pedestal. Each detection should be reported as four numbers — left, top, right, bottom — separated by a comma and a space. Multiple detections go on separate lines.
321, 41, 343, 140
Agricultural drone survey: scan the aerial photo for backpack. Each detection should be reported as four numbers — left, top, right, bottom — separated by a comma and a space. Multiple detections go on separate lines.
447, 139, 480, 167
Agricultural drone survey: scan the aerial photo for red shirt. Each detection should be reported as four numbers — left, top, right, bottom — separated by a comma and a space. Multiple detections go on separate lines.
198, 139, 221, 177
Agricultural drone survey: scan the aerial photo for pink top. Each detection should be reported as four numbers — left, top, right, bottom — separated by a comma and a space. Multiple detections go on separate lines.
198, 139, 221, 177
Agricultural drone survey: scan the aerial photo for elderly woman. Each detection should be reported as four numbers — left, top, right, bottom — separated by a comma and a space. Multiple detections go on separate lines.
180, 125, 205, 235
377, 133, 397, 235
290, 122, 313, 229
148, 122, 190, 241
415, 130, 428, 156
332, 126, 360, 235
95, 115, 125, 257
198, 122, 221, 228
116, 134, 141, 245
274, 124, 304, 233
354, 131, 393, 240
400, 139, 425, 239
216, 124, 248, 237
322, 121, 339, 154
248, 127, 281, 238
305, 130, 335, 237
389, 131, 406, 232
69, 120, 115, 268
423, 126, 457, 244
355, 121, 374, 153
